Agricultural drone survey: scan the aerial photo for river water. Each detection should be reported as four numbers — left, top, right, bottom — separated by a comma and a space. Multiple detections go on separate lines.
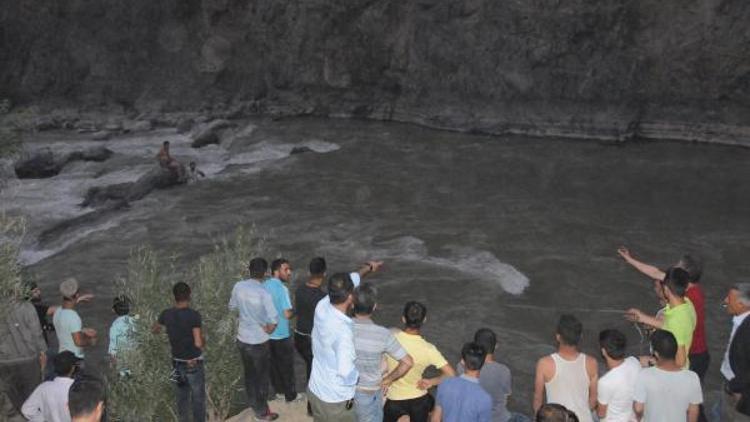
4, 117, 750, 413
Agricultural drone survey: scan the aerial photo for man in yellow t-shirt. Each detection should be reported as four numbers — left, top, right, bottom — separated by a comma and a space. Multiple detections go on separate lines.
627, 267, 696, 369
384, 301, 455, 422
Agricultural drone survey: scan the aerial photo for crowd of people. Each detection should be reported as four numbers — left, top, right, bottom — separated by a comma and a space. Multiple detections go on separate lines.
1, 248, 749, 422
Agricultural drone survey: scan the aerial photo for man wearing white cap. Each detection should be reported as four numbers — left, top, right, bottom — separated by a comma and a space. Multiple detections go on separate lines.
53, 278, 97, 362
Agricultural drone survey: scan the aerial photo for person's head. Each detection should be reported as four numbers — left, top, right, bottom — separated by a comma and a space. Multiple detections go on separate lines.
112, 295, 131, 316
54, 351, 78, 377
662, 266, 690, 299
353, 282, 377, 316
68, 372, 106, 421
271, 258, 292, 283
676, 254, 703, 283
172, 282, 191, 303
59, 278, 79, 302
189, 161, 196, 170
650, 329, 678, 362
309, 257, 327, 277
248, 257, 268, 280
536, 403, 579, 422
402, 301, 427, 330
162, 141, 170, 149
474, 328, 497, 356
327, 272, 354, 306
555, 314, 582, 347
461, 342, 487, 372
725, 283, 750, 316
21, 280, 39, 301
599, 328, 627, 361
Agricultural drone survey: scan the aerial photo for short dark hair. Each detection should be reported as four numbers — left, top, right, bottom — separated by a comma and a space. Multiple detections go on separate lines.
327, 272, 354, 305
54, 351, 77, 376
112, 295, 131, 316
536, 403, 579, 422
556, 314, 583, 346
677, 254, 703, 283
461, 342, 487, 371
271, 258, 289, 274
651, 329, 678, 360
403, 301, 427, 329
353, 283, 377, 315
663, 266, 690, 297
173, 282, 191, 302
248, 257, 268, 279
599, 329, 627, 360
309, 257, 327, 276
163, 141, 170, 146
474, 328, 497, 355
68, 371, 106, 418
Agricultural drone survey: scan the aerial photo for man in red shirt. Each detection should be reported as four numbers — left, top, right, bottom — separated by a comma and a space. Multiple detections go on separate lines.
618, 248, 708, 421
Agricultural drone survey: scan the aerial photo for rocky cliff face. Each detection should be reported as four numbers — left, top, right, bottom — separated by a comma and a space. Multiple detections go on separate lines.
2, 0, 750, 143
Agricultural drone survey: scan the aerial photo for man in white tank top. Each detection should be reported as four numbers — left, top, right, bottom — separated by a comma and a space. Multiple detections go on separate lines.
533, 314, 598, 422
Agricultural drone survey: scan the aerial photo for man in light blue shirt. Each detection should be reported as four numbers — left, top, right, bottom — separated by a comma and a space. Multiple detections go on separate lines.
229, 257, 279, 421
307, 260, 383, 422
53, 278, 96, 361
264, 258, 302, 403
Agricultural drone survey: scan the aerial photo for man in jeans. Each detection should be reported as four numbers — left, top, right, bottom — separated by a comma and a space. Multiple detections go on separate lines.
353, 282, 413, 422
154, 282, 206, 422
264, 258, 302, 402
229, 257, 279, 421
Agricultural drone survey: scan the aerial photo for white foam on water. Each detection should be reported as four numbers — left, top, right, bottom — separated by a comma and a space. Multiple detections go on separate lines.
18, 217, 124, 265
320, 235, 529, 295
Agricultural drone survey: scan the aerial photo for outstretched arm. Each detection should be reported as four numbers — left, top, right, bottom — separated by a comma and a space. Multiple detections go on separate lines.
356, 260, 384, 278
617, 247, 665, 281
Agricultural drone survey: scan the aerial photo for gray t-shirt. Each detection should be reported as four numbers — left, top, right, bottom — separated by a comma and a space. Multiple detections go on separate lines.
458, 360, 512, 422
633, 366, 702, 422
353, 318, 407, 389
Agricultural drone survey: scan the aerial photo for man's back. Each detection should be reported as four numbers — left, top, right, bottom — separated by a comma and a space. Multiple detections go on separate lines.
633, 367, 702, 422
662, 300, 697, 368
294, 283, 326, 336
544, 353, 593, 422
229, 279, 277, 344
597, 357, 641, 422
21, 377, 74, 422
53, 308, 83, 358
436, 375, 492, 422
0, 301, 46, 362
353, 319, 407, 389
309, 294, 358, 402
458, 360, 512, 422
386, 331, 448, 401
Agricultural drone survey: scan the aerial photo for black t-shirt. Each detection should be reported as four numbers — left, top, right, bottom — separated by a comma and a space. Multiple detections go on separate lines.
32, 300, 54, 344
158, 307, 202, 360
294, 284, 327, 335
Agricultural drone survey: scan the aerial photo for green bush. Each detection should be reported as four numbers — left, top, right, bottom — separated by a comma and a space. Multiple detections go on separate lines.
109, 228, 266, 421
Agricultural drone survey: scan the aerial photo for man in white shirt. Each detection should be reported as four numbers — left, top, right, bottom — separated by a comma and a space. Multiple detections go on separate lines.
596, 329, 640, 422
719, 283, 750, 421
633, 330, 702, 422
22, 351, 77, 422
307, 261, 383, 422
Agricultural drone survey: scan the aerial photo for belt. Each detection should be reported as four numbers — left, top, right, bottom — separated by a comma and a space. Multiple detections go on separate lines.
294, 330, 311, 337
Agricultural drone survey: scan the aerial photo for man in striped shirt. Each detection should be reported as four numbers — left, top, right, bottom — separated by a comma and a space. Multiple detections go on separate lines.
352, 283, 413, 422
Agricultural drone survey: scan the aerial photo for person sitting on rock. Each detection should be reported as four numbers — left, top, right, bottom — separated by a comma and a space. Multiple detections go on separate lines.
156, 141, 183, 179
187, 161, 205, 184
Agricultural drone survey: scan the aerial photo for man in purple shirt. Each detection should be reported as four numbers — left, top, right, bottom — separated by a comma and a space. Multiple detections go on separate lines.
432, 342, 492, 422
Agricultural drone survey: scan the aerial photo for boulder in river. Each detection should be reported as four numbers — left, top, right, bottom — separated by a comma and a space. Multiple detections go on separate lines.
191, 119, 235, 148
81, 164, 186, 208
14, 146, 114, 179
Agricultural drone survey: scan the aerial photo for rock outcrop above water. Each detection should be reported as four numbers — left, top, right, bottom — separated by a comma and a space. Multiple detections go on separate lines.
14, 146, 113, 179
81, 164, 185, 208
2, 0, 750, 144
